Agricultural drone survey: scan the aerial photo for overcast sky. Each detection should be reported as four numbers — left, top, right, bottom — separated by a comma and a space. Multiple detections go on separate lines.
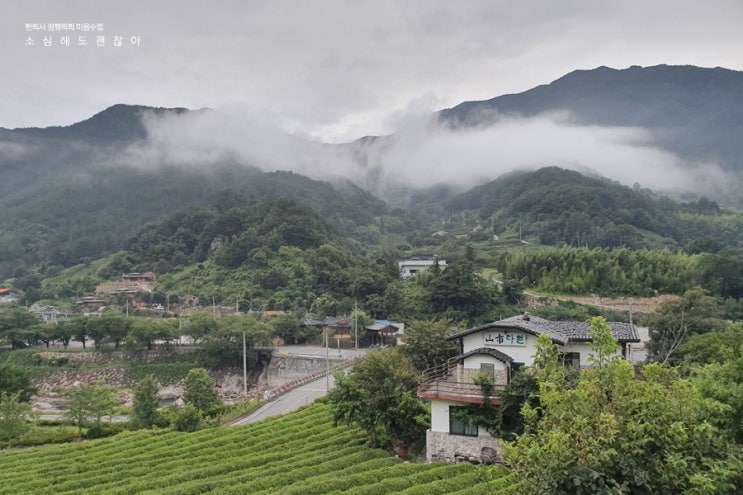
3, 0, 743, 144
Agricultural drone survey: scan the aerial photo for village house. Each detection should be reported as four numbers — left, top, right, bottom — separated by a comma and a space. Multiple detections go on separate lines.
28, 304, 71, 323
418, 313, 639, 464
365, 320, 405, 346
121, 272, 156, 283
95, 272, 155, 296
75, 296, 107, 309
398, 254, 446, 279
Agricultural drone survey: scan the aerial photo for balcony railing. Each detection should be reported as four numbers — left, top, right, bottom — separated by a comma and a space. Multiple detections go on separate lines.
418, 358, 505, 404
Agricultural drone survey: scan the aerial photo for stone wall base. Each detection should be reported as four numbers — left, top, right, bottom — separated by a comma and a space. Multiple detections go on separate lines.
426, 429, 503, 464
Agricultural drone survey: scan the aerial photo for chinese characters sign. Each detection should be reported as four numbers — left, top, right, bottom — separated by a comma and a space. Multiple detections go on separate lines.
23, 23, 141, 48
484, 332, 526, 347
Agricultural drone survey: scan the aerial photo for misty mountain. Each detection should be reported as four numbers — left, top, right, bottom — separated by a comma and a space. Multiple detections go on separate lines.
7, 104, 194, 144
438, 64, 743, 171
2, 65, 743, 283
0, 104, 391, 280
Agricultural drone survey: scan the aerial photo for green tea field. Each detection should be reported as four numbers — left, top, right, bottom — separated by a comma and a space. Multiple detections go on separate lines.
0, 403, 522, 494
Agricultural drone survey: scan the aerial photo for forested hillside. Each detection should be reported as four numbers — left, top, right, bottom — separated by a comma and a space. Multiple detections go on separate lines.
2, 67, 743, 317
445, 166, 742, 250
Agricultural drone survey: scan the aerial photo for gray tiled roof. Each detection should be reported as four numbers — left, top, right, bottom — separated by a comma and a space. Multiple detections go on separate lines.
447, 314, 640, 345
459, 347, 514, 363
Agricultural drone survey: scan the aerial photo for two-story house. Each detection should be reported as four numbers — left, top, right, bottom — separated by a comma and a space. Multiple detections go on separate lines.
418, 313, 640, 463
398, 255, 446, 279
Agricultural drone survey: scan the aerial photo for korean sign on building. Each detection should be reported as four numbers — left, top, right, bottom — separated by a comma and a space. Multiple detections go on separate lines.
483, 332, 526, 347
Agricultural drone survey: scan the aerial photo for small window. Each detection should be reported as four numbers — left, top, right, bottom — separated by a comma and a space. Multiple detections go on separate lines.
561, 352, 581, 370
480, 363, 495, 381
450, 407, 478, 437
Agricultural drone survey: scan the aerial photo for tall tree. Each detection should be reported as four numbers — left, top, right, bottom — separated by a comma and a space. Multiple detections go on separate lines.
646, 288, 724, 364
399, 319, 460, 372
329, 348, 428, 449
587, 316, 621, 369
183, 368, 220, 412
63, 383, 119, 439
89, 384, 119, 425
64, 385, 94, 440
0, 392, 33, 446
131, 376, 160, 429
0, 365, 36, 401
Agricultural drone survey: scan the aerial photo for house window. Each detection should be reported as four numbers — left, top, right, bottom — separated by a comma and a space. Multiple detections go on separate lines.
561, 352, 581, 370
449, 407, 478, 437
480, 363, 495, 382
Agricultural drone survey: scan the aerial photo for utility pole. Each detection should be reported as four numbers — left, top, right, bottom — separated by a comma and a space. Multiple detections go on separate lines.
242, 330, 248, 396
325, 328, 330, 391
354, 300, 358, 350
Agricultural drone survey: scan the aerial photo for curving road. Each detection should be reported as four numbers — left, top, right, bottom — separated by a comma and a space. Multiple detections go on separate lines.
230, 371, 340, 425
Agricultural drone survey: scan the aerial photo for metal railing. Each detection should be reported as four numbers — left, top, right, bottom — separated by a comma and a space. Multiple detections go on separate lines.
418, 357, 506, 399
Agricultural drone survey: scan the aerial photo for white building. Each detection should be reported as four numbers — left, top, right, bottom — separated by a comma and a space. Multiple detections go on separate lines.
398, 254, 446, 279
418, 313, 639, 463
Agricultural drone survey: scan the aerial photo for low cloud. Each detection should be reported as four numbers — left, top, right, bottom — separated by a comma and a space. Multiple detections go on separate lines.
122, 108, 357, 183
0, 141, 27, 161
372, 111, 719, 195
122, 108, 728, 202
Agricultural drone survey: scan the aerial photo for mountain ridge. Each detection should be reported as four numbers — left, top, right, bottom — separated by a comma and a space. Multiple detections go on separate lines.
8, 104, 199, 143
437, 64, 743, 170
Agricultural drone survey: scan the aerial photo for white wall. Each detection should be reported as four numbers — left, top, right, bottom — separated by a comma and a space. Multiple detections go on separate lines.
431, 399, 456, 432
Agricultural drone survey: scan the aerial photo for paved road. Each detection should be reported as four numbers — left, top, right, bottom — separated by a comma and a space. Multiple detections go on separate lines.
230, 370, 342, 425
270, 344, 368, 361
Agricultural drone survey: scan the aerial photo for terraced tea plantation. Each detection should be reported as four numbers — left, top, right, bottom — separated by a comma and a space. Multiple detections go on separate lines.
0, 402, 522, 494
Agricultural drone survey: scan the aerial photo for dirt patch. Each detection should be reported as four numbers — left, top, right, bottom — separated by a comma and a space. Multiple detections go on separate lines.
524, 293, 678, 314
561, 294, 679, 314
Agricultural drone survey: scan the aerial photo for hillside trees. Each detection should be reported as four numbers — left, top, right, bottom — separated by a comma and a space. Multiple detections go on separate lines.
127, 318, 178, 351
698, 248, 743, 300
268, 313, 312, 345
125, 192, 389, 312
426, 257, 499, 322
496, 246, 697, 296
0, 307, 41, 347
186, 314, 272, 368
646, 288, 725, 364
506, 330, 743, 494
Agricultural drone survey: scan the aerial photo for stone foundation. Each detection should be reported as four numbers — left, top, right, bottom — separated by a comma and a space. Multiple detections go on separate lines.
426, 429, 503, 464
